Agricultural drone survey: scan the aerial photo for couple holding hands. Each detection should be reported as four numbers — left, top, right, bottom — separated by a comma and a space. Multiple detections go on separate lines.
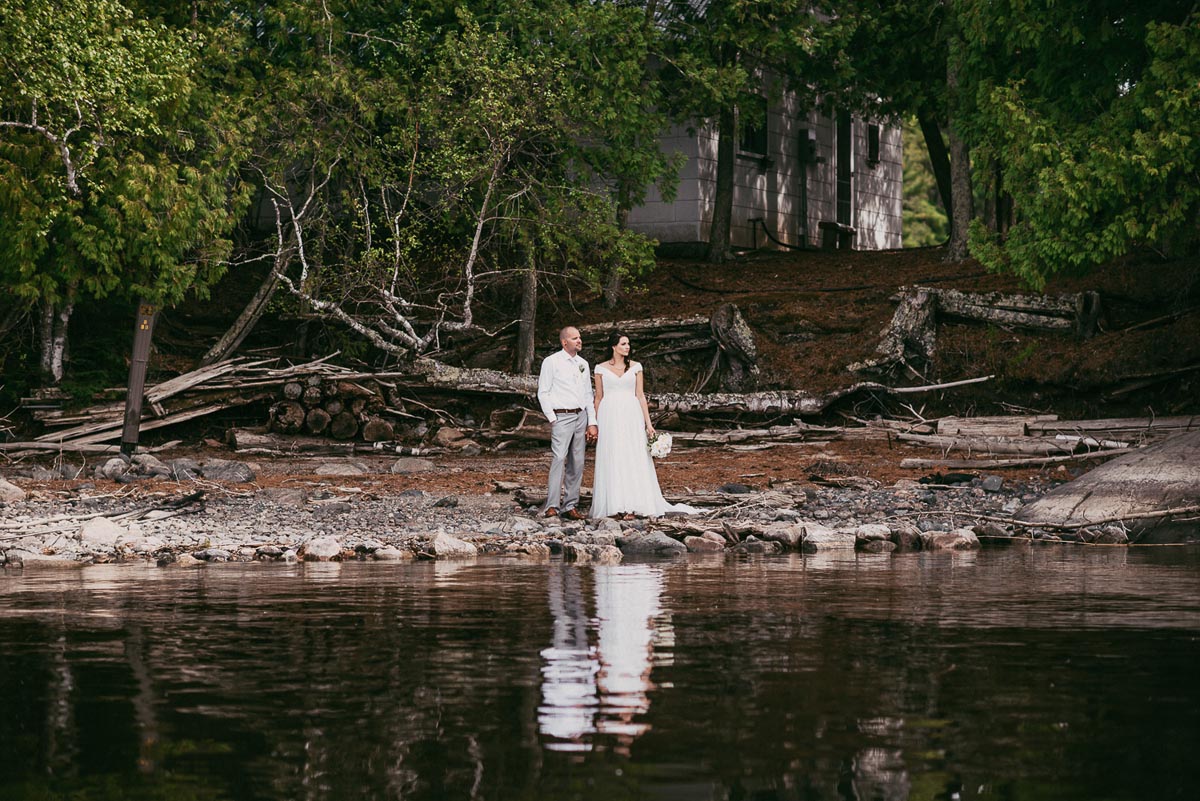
537, 326, 695, 520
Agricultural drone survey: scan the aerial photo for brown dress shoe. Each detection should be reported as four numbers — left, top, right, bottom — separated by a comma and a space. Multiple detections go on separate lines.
562, 508, 587, 521
543, 507, 559, 518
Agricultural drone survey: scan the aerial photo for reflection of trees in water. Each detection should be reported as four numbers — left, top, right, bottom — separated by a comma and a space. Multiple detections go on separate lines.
538, 563, 669, 755
3, 556, 1199, 800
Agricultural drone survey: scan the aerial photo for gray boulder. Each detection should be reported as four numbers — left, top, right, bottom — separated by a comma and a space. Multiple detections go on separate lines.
201, 459, 256, 483
921, 528, 981, 550
429, 531, 477, 559
301, 536, 344, 561
0, 477, 25, 502
684, 535, 724, 553
616, 531, 686, 556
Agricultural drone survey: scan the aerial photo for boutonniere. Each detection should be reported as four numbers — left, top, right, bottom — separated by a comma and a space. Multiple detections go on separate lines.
578, 363, 585, 373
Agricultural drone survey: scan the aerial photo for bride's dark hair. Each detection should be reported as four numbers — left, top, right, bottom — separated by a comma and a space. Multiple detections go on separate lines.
606, 330, 632, 369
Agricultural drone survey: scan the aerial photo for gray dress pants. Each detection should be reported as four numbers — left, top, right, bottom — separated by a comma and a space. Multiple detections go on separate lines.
544, 412, 588, 512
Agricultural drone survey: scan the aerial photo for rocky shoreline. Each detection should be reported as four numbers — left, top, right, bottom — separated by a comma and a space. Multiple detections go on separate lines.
1, 450, 1139, 570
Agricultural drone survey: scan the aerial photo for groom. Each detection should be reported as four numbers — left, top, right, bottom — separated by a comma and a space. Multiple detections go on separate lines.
537, 326, 598, 519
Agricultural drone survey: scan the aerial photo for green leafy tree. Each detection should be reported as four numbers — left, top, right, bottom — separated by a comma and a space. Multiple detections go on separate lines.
205, 1, 665, 366
0, 0, 248, 382
965, 1, 1199, 287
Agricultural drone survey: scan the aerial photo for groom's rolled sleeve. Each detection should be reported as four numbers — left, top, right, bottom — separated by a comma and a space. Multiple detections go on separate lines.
537, 356, 557, 423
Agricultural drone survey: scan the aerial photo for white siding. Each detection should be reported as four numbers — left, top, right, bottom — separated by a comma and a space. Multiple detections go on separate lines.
627, 91, 903, 252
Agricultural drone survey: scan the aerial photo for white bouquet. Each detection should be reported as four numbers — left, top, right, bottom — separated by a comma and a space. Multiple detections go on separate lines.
647, 431, 672, 458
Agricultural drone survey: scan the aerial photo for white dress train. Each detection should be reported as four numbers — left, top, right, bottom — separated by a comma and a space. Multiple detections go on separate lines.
590, 362, 696, 518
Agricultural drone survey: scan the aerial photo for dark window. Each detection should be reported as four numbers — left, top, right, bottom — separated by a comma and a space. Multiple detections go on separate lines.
836, 110, 852, 225
867, 124, 881, 167
739, 95, 768, 156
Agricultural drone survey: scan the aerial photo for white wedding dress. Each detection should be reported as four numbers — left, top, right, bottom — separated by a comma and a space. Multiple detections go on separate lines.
590, 362, 696, 518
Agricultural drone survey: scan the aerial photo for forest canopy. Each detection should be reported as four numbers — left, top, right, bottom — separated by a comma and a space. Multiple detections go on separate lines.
0, 0, 1195, 385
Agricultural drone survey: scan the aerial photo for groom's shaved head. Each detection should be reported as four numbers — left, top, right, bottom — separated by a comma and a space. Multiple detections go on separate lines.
559, 326, 579, 342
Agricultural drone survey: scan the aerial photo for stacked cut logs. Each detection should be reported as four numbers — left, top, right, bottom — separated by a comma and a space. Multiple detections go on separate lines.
270, 377, 396, 442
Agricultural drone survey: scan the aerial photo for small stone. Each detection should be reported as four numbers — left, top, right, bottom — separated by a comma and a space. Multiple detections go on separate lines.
616, 532, 686, 556
260, 487, 307, 506
194, 548, 231, 562
429, 531, 477, 559
0, 474, 27, 501
733, 536, 780, 554
718, 483, 753, 494
434, 427, 467, 447
256, 545, 284, 560
31, 466, 61, 481
168, 458, 202, 480
921, 528, 981, 550
981, 475, 1004, 493
760, 523, 804, 549
433, 495, 459, 508
373, 547, 412, 561
391, 455, 434, 474
684, 535, 724, 553
800, 525, 855, 552
1093, 525, 1130, 545
100, 457, 131, 481
854, 523, 891, 544
79, 517, 124, 549
201, 459, 256, 483
132, 454, 171, 478
301, 536, 343, 561
313, 461, 367, 476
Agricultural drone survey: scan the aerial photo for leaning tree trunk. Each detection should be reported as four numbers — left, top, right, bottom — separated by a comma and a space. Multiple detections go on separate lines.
200, 260, 283, 366
603, 182, 634, 309
38, 293, 75, 385
706, 106, 737, 264
515, 242, 538, 374
917, 107, 953, 232
945, 34, 973, 263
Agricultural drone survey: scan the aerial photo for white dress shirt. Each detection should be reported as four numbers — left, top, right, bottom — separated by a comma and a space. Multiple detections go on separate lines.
538, 349, 597, 426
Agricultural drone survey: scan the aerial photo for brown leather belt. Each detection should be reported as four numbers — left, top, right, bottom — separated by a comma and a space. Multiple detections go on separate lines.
553, 408, 582, 414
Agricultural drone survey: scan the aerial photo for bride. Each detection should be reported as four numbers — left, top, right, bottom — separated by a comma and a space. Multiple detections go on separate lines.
590, 331, 696, 519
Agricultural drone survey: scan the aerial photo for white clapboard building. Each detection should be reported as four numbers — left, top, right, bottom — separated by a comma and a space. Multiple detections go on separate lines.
627, 93, 903, 252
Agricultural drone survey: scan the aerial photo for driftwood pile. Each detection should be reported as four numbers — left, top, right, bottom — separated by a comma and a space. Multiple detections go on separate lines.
851, 285, 1102, 374
445, 303, 760, 392
269, 377, 398, 442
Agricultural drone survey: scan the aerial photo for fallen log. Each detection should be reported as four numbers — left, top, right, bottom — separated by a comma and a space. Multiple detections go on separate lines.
936, 414, 1059, 437
911, 285, 1101, 336
1027, 415, 1200, 439
896, 432, 1079, 456
899, 448, 1130, 470
226, 429, 433, 456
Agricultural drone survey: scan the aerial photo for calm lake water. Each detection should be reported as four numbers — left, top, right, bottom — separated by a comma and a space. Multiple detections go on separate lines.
1, 548, 1198, 801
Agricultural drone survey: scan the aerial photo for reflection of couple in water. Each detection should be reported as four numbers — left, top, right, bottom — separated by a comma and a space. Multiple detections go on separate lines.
538, 326, 697, 520
539, 564, 667, 754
